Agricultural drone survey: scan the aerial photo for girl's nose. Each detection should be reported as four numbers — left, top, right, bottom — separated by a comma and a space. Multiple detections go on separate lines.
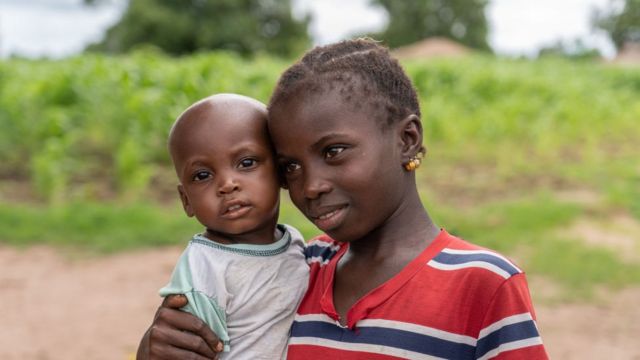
302, 173, 331, 200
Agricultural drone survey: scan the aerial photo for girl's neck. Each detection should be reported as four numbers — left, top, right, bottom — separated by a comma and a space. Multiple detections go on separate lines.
348, 187, 440, 260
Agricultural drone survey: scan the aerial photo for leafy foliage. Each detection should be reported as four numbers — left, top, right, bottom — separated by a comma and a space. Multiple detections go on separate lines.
0, 50, 285, 201
87, 0, 310, 57
593, 0, 640, 51
536, 39, 602, 60
370, 0, 490, 50
0, 52, 638, 213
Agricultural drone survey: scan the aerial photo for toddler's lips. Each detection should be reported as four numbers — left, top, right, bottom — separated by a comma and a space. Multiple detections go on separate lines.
221, 201, 252, 219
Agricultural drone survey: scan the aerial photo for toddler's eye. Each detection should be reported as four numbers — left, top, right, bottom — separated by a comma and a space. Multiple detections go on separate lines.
325, 146, 346, 159
193, 170, 212, 181
239, 158, 257, 168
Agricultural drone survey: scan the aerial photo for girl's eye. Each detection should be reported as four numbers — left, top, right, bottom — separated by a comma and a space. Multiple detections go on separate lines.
239, 158, 257, 168
193, 170, 212, 181
325, 146, 346, 159
284, 162, 301, 174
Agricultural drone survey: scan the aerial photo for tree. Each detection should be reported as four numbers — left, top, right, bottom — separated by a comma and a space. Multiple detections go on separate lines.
86, 0, 310, 57
593, 0, 640, 51
537, 39, 602, 60
369, 0, 490, 50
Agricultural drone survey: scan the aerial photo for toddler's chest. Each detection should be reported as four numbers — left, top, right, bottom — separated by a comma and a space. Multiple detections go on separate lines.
223, 257, 308, 317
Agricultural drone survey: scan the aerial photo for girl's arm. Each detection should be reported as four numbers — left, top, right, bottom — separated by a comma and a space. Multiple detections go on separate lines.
137, 294, 224, 360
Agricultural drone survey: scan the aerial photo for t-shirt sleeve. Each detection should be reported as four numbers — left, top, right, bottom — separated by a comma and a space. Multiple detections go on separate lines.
474, 273, 549, 359
159, 249, 231, 351
182, 290, 230, 351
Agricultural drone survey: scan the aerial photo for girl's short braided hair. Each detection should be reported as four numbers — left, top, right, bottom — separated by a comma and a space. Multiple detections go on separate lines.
268, 38, 421, 126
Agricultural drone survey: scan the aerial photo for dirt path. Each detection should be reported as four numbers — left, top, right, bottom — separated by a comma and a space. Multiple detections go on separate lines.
536, 286, 640, 359
1, 245, 639, 360
0, 245, 181, 360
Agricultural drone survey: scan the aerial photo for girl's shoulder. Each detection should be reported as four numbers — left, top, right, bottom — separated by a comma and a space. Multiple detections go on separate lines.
431, 232, 523, 280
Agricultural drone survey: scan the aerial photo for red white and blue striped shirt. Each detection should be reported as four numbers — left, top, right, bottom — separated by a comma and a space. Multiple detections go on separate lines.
287, 230, 548, 359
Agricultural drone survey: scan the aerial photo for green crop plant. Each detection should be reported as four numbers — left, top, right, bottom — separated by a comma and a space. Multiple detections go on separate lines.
0, 51, 637, 215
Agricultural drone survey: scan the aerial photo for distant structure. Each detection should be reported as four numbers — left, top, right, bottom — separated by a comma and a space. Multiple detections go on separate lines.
391, 37, 472, 60
612, 42, 640, 65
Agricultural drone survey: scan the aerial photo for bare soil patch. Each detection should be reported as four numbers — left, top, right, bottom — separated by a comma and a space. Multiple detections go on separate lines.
537, 286, 640, 359
563, 214, 640, 263
0, 245, 182, 360
1, 245, 639, 359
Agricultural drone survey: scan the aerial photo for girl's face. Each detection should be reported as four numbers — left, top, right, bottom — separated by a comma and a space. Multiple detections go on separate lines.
269, 89, 408, 242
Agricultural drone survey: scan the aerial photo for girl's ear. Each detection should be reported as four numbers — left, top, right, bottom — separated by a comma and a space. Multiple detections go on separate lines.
398, 114, 426, 161
177, 184, 195, 217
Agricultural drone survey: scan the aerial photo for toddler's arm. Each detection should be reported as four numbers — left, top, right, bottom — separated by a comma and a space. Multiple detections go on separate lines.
137, 294, 223, 360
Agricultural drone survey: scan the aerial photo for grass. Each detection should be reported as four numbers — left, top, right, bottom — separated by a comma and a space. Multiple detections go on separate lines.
0, 202, 197, 253
0, 195, 319, 254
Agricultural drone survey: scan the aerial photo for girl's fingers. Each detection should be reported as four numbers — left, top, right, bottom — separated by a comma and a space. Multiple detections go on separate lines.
148, 325, 219, 359
156, 306, 224, 354
163, 294, 188, 309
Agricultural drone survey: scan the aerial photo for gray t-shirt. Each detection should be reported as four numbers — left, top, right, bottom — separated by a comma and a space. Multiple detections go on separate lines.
159, 224, 309, 360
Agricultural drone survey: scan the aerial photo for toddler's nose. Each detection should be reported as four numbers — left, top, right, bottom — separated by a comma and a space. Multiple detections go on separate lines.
218, 176, 239, 195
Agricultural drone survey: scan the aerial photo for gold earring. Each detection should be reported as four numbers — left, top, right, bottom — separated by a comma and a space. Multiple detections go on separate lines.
404, 148, 425, 172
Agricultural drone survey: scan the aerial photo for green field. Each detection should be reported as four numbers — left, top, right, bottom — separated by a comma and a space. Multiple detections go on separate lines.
1, 51, 639, 298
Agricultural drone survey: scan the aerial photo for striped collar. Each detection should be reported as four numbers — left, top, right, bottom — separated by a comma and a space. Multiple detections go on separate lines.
190, 224, 291, 257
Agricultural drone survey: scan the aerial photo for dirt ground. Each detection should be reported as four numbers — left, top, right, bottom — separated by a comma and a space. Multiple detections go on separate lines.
1, 245, 639, 360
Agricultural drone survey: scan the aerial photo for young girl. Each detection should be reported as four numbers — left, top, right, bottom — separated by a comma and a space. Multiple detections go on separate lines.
138, 39, 548, 359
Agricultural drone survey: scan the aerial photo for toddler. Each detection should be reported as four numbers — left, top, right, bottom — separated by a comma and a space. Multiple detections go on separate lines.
159, 93, 308, 359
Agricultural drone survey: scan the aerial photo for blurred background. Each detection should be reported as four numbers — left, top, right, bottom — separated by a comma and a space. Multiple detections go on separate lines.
0, 0, 638, 359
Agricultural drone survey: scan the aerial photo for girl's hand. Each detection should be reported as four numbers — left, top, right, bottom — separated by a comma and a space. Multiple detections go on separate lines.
137, 294, 224, 360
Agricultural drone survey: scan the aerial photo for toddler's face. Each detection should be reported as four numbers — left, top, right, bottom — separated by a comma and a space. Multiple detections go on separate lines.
269, 89, 407, 242
172, 106, 280, 237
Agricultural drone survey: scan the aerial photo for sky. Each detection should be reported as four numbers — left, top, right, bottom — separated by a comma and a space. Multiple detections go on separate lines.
0, 0, 617, 59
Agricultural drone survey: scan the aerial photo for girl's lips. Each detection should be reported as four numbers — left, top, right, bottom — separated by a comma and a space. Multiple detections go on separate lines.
311, 205, 348, 231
